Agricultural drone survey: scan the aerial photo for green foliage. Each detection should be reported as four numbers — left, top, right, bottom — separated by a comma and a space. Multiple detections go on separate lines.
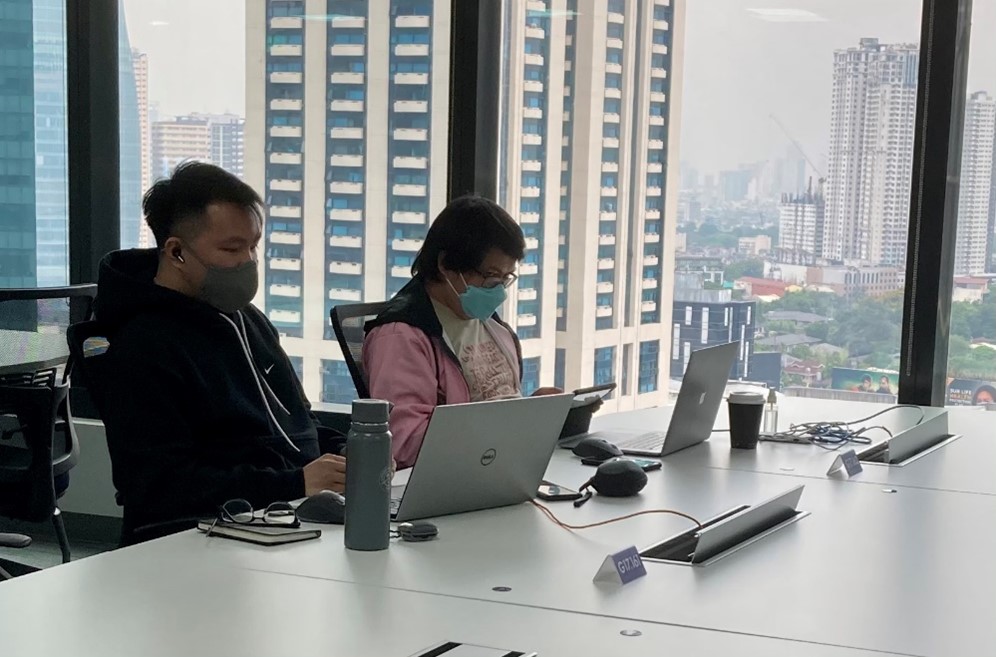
724, 258, 764, 282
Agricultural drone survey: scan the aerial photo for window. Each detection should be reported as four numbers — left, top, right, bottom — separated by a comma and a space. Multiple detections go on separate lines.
118, 0, 450, 404
639, 340, 659, 393
945, 4, 996, 405
674, 4, 921, 397
554, 348, 566, 390
594, 346, 616, 393
1, 0, 68, 287
522, 357, 541, 396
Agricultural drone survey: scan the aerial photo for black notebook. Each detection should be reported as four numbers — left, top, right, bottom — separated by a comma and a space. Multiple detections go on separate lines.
196, 521, 321, 546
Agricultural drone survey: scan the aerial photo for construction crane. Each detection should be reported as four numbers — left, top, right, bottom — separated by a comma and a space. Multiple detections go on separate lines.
769, 114, 825, 184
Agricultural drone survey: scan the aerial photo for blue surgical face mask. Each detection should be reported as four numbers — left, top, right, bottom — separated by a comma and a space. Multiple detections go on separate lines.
447, 273, 506, 321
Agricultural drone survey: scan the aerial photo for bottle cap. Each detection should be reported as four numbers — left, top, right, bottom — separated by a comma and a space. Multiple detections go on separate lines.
767, 388, 777, 404
351, 399, 392, 424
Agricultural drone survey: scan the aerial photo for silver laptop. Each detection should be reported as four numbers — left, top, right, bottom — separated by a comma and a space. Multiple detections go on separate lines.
391, 393, 574, 522
591, 341, 739, 457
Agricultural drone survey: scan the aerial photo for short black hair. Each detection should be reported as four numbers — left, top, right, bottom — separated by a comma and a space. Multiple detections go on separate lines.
143, 161, 263, 249
412, 195, 525, 280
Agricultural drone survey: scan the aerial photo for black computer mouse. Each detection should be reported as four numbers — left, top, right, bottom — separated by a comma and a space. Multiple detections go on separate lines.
296, 490, 345, 524
572, 436, 623, 461
590, 458, 648, 497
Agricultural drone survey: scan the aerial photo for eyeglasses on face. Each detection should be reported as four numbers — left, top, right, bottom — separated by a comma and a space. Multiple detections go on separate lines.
472, 268, 518, 289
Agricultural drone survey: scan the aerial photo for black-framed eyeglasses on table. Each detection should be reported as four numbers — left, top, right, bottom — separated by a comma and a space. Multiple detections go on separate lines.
205, 498, 300, 536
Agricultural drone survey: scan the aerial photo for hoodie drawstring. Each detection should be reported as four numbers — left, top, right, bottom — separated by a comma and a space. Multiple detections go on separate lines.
218, 313, 300, 454
237, 312, 291, 415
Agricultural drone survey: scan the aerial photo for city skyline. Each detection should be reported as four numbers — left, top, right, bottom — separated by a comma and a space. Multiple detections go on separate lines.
123, 1, 996, 178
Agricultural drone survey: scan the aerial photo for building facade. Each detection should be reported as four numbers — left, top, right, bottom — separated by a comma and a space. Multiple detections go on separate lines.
954, 91, 996, 276
824, 38, 918, 267
0, 0, 141, 287
500, 0, 684, 411
671, 273, 755, 380
777, 185, 825, 257
246, 0, 451, 402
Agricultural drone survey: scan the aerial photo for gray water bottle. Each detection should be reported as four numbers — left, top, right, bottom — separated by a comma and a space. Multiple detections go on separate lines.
344, 399, 393, 551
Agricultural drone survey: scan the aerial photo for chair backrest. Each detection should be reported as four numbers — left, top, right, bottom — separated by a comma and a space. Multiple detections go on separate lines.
0, 286, 95, 513
329, 301, 390, 399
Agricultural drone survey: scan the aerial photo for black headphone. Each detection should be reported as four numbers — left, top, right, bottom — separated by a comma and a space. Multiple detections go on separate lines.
575, 458, 648, 507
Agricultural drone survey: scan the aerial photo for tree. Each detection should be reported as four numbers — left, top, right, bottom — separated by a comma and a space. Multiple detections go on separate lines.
804, 321, 830, 342
724, 258, 764, 282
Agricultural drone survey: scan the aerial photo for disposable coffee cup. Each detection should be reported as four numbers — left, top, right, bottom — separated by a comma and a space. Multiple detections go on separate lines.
728, 392, 765, 449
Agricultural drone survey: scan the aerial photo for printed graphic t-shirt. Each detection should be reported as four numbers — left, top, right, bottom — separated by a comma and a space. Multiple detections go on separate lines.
431, 299, 519, 401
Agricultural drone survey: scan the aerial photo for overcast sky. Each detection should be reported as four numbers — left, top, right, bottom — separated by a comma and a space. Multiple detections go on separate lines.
123, 0, 996, 175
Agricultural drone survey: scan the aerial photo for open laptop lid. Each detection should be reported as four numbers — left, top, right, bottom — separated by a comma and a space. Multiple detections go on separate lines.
691, 485, 804, 563
394, 393, 574, 522
660, 341, 740, 456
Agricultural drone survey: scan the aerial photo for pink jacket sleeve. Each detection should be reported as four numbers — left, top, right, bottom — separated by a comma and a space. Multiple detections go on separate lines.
363, 323, 438, 468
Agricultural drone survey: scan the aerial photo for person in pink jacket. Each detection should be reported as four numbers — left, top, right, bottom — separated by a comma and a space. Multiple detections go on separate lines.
363, 196, 560, 467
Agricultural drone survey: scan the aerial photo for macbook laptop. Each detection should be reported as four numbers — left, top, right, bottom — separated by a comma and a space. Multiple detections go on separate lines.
582, 341, 739, 457
391, 393, 574, 522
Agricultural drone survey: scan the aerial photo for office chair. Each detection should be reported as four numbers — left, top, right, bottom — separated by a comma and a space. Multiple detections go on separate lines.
329, 301, 389, 400
0, 285, 96, 578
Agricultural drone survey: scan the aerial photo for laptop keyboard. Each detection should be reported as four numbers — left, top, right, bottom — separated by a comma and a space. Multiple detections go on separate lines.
616, 431, 668, 451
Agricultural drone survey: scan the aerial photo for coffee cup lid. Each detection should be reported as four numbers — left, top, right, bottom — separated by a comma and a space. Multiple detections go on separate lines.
728, 391, 765, 405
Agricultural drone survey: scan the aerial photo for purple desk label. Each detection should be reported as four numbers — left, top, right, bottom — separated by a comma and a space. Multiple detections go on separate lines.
827, 449, 864, 477
593, 545, 647, 585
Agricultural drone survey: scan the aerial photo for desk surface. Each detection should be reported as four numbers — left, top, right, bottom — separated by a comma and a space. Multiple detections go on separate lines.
0, 329, 69, 377
593, 396, 996, 496
125, 456, 996, 657
2, 397, 994, 657
0, 548, 911, 657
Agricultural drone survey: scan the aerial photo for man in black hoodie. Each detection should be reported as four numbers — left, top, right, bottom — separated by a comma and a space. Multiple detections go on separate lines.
96, 162, 346, 544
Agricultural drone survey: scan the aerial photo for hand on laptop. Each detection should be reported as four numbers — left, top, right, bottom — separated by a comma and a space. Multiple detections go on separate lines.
304, 454, 347, 495
532, 386, 564, 397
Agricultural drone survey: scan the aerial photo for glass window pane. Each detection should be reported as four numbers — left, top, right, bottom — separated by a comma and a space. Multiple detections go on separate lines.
122, 1, 449, 404
0, 0, 68, 288
946, 2, 996, 405
675, 3, 921, 401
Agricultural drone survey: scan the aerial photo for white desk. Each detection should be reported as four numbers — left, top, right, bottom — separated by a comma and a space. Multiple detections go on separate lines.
0, 329, 69, 377
2, 397, 995, 657
114, 454, 996, 657
0, 551, 910, 657
594, 397, 996, 496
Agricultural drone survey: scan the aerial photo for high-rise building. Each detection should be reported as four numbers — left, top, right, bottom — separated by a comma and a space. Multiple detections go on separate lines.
778, 183, 825, 257
133, 49, 154, 249
151, 113, 244, 182
954, 91, 995, 276
1, 0, 141, 286
246, 0, 451, 401
211, 116, 245, 180
824, 38, 919, 267
151, 116, 212, 178
671, 273, 755, 380
0, 0, 40, 288
499, 0, 684, 410
118, 10, 143, 249
134, 50, 151, 194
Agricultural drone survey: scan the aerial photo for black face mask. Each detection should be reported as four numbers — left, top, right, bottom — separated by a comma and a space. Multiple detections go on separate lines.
181, 246, 259, 313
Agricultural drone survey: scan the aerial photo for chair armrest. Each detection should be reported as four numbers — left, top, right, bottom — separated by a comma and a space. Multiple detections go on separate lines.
0, 533, 32, 549
316, 425, 347, 456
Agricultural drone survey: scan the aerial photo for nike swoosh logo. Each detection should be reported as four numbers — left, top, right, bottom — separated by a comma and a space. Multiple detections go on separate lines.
265, 364, 275, 375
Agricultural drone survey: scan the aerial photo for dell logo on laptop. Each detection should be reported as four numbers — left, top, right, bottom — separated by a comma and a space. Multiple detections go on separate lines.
481, 449, 497, 466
